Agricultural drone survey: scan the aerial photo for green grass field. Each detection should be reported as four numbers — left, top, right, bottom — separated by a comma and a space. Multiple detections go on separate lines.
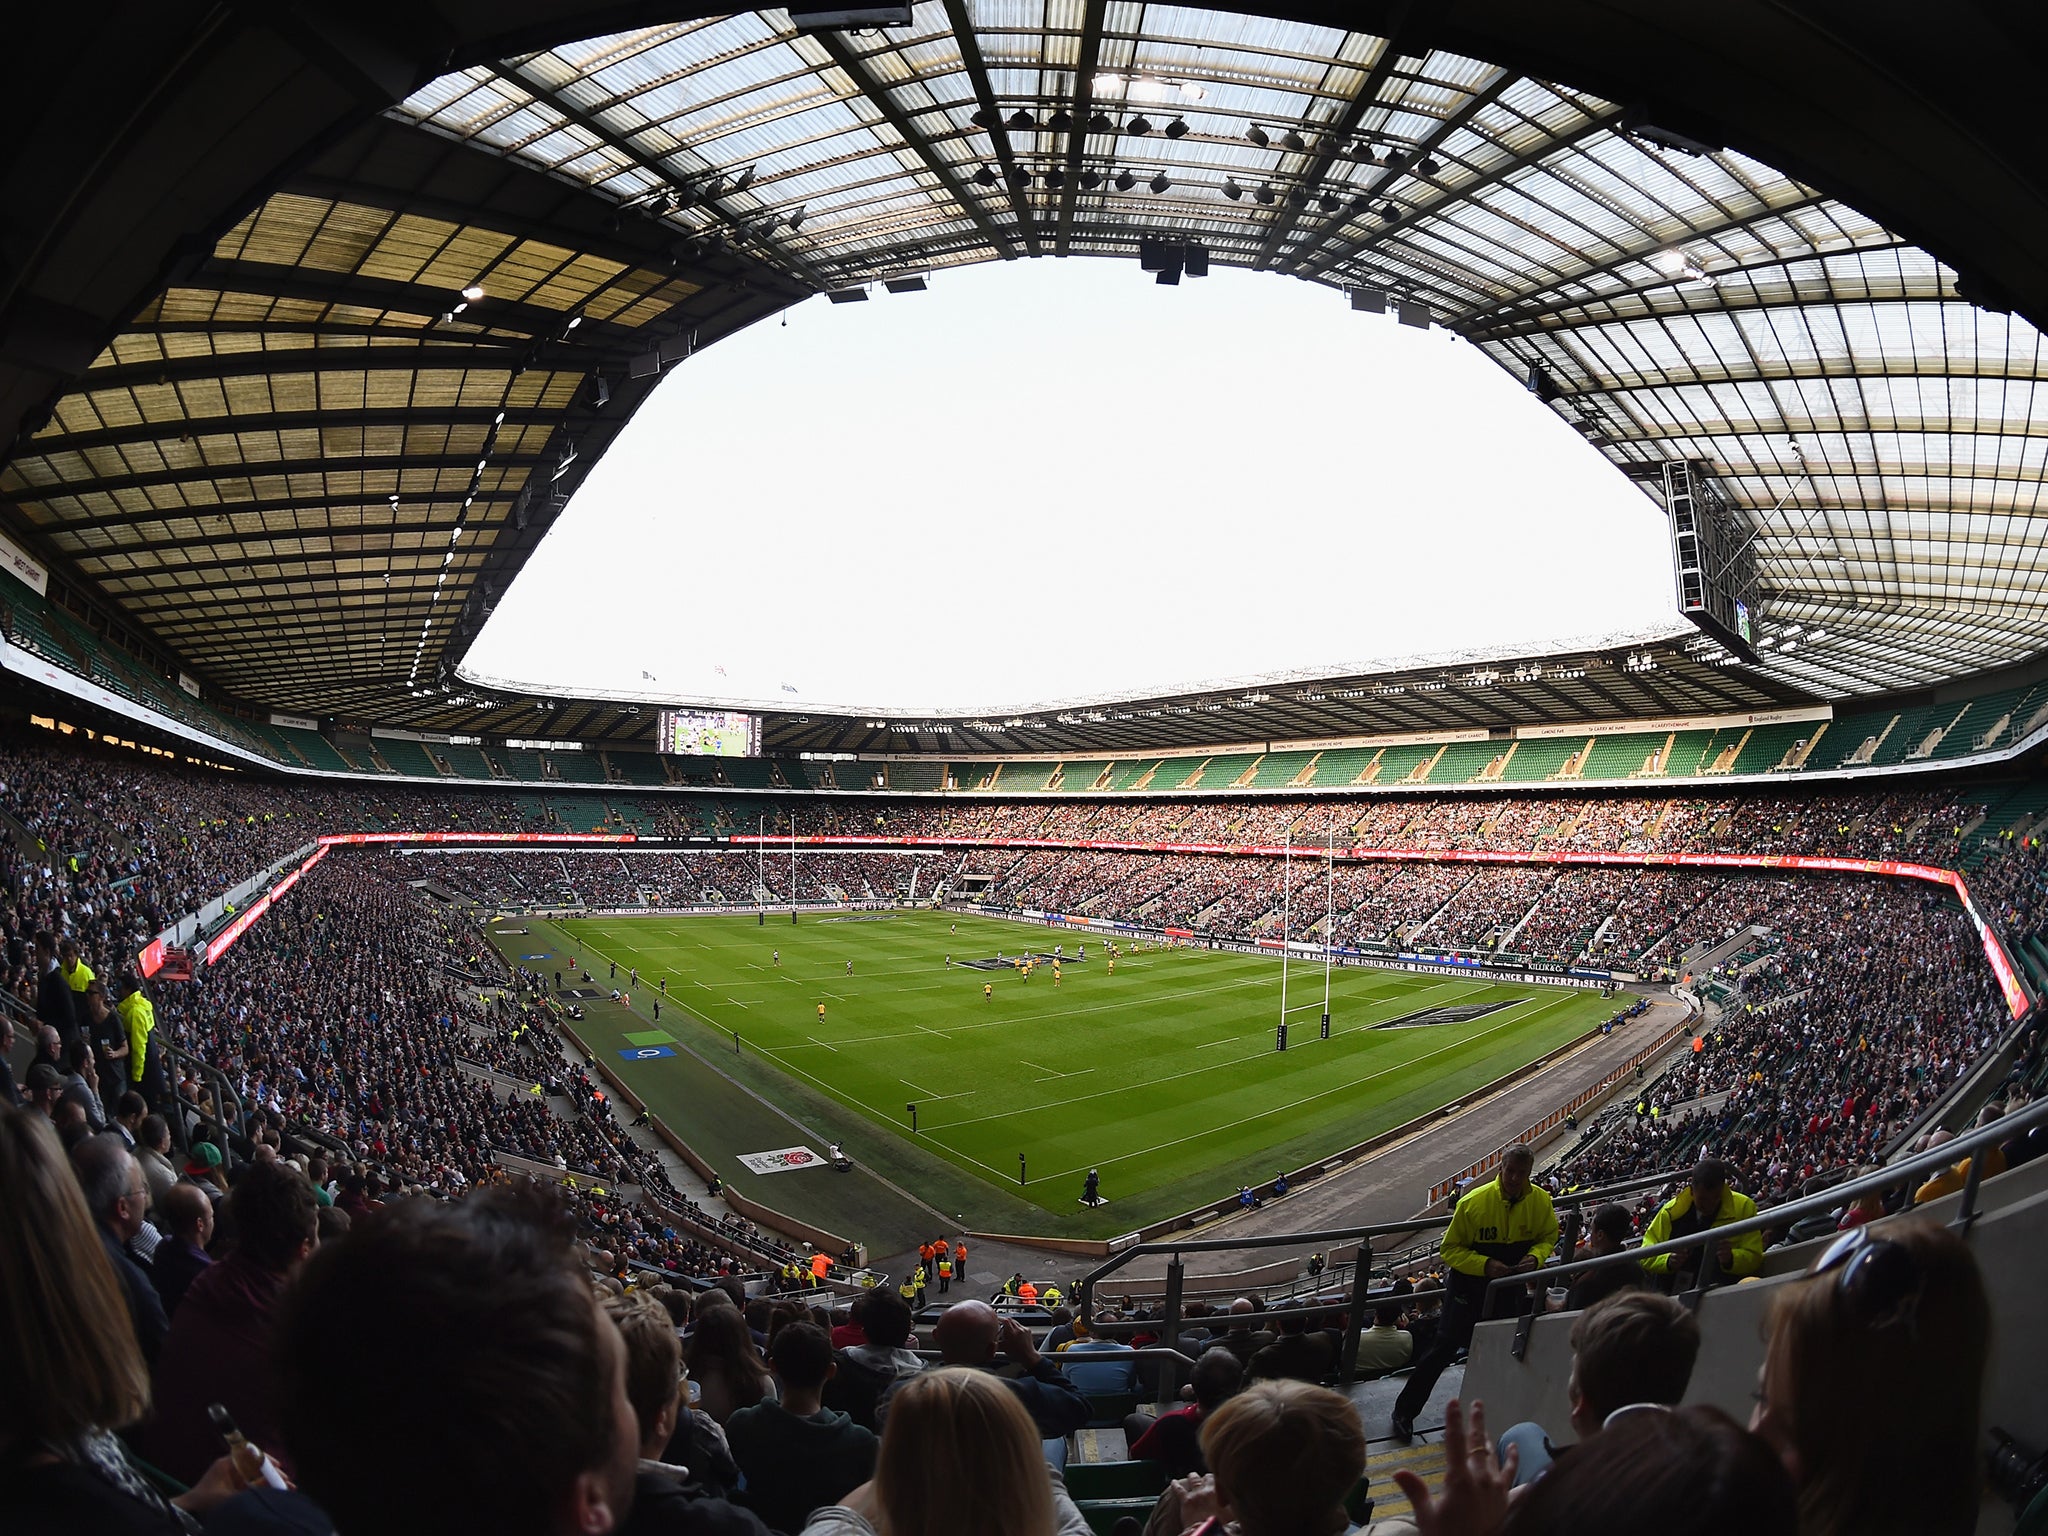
529, 910, 1614, 1239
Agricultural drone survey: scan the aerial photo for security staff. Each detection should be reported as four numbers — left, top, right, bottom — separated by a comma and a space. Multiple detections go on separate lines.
1639, 1157, 1762, 1285
1391, 1143, 1556, 1441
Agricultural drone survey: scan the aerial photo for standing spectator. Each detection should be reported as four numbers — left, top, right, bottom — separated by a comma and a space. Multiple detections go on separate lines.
114, 975, 163, 1109
727, 1323, 877, 1532
0, 1013, 19, 1109
57, 1038, 105, 1132
149, 1181, 215, 1319
68, 1131, 168, 1364
81, 980, 126, 1122
277, 1182, 641, 1536
146, 1160, 319, 1483
33, 931, 76, 1046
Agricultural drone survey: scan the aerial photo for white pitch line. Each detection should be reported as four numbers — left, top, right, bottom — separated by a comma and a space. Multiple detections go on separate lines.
806, 1036, 839, 1052
726, 997, 749, 1009
1034, 1067, 1095, 1083
900, 1079, 936, 1096
1196, 1037, 1239, 1049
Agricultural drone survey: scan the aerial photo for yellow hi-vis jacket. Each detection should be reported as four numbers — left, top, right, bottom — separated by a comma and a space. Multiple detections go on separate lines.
1639, 1186, 1763, 1277
1441, 1178, 1558, 1301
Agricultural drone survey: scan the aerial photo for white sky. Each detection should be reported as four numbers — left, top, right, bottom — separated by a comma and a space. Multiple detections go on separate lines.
464, 258, 1680, 714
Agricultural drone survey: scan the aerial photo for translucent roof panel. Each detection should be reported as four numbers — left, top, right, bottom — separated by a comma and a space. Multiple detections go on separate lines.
382, 3, 2048, 694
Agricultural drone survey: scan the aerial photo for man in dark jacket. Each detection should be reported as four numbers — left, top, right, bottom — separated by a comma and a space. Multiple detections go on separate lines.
34, 930, 77, 1045
896, 1299, 1089, 1439
70, 1131, 168, 1363
150, 1180, 216, 1318
147, 1160, 319, 1483
727, 1324, 877, 1533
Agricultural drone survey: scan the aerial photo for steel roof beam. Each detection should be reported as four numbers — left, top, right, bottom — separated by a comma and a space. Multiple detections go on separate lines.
29, 488, 517, 538
23, 405, 561, 457
69, 343, 537, 394
940, 0, 1040, 255
4, 451, 547, 503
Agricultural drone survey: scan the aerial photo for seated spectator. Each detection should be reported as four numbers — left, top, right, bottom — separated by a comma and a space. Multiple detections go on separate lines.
57, 1038, 105, 1132
604, 1292, 767, 1536
149, 1180, 215, 1318
1749, 1222, 1988, 1536
1640, 1159, 1761, 1286
1353, 1298, 1413, 1374
68, 1131, 168, 1364
1559, 1205, 1651, 1312
1497, 1290, 1701, 1487
1215, 1298, 1274, 1366
1246, 1308, 1337, 1385
1053, 1318, 1140, 1393
1497, 1405, 1797, 1536
277, 1181, 640, 1536
135, 1115, 178, 1213
728, 1323, 877, 1533
0, 1107, 248, 1534
825, 1289, 922, 1430
146, 1159, 319, 1483
801, 1366, 1087, 1535
900, 1300, 1088, 1440
1152, 1380, 1366, 1536
1129, 1348, 1243, 1479
1912, 1104, 2006, 1204
687, 1303, 778, 1424
1041, 1305, 1079, 1352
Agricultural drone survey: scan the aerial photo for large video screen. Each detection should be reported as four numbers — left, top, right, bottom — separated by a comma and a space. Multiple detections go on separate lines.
655, 708, 761, 758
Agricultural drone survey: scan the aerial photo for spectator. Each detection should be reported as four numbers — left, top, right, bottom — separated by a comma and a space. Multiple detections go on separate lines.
1498, 1405, 1797, 1536
0, 1014, 18, 1109
1750, 1222, 1988, 1536
135, 1114, 178, 1213
1215, 1298, 1275, 1367
1640, 1159, 1762, 1287
1153, 1380, 1367, 1536
0, 1107, 248, 1532
57, 1038, 105, 1132
1497, 1290, 1701, 1487
727, 1323, 877, 1532
1053, 1318, 1140, 1393
34, 931, 76, 1046
276, 1182, 640, 1536
68, 1131, 168, 1364
1129, 1348, 1243, 1480
1353, 1297, 1413, 1374
149, 1180, 215, 1319
1912, 1104, 2007, 1204
1559, 1205, 1650, 1313
146, 1159, 319, 1483
801, 1366, 1087, 1535
686, 1303, 778, 1425
603, 1292, 767, 1536
1246, 1308, 1337, 1386
910, 1300, 1088, 1440
825, 1289, 923, 1431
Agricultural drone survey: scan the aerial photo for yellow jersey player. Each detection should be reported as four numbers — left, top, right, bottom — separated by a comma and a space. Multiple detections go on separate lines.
1108, 956, 1115, 975
817, 1002, 826, 1023
983, 982, 993, 1001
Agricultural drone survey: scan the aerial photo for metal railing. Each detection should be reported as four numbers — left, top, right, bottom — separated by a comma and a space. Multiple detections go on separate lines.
1482, 1094, 2048, 1359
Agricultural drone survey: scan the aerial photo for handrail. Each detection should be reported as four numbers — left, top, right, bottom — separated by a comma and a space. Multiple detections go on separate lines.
161, 1039, 246, 1170
1481, 1093, 2048, 1329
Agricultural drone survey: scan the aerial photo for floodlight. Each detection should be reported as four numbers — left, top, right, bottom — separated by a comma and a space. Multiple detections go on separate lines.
1046, 108, 1072, 131
731, 166, 756, 192
826, 287, 869, 303
1246, 124, 1270, 147
1088, 111, 1115, 133
1164, 116, 1189, 139
974, 165, 998, 187
1254, 183, 1274, 205
1350, 287, 1387, 313
1115, 169, 1136, 191
1281, 130, 1307, 152
1091, 71, 1125, 93
1418, 155, 1441, 176
971, 106, 1001, 130
884, 275, 928, 293
1223, 178, 1243, 200
788, 206, 808, 230
1079, 168, 1103, 190
1178, 81, 1205, 102
1007, 164, 1033, 187
1127, 115, 1153, 136
1042, 167, 1065, 188
461, 283, 486, 302
1349, 141, 1377, 162
1007, 109, 1037, 131
1149, 171, 1170, 193
1381, 151, 1405, 172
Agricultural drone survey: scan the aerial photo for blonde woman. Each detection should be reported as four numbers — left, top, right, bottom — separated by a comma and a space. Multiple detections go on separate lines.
0, 1112, 247, 1532
802, 1366, 1088, 1536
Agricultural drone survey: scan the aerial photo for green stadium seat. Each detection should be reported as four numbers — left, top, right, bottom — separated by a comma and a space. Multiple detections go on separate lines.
1063, 1461, 1168, 1501
1082, 1391, 1144, 1429
1076, 1498, 1157, 1534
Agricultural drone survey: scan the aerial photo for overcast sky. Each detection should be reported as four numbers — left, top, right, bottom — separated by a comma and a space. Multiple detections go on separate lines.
464, 258, 1680, 714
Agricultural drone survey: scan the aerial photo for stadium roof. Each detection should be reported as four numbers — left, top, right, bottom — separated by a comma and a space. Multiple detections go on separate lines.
3, 2, 2046, 741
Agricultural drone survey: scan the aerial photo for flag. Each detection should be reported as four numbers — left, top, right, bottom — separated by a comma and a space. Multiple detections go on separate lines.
781, 683, 798, 693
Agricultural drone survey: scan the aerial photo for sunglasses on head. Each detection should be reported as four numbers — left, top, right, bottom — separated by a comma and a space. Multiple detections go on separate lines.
1812, 1226, 1923, 1332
